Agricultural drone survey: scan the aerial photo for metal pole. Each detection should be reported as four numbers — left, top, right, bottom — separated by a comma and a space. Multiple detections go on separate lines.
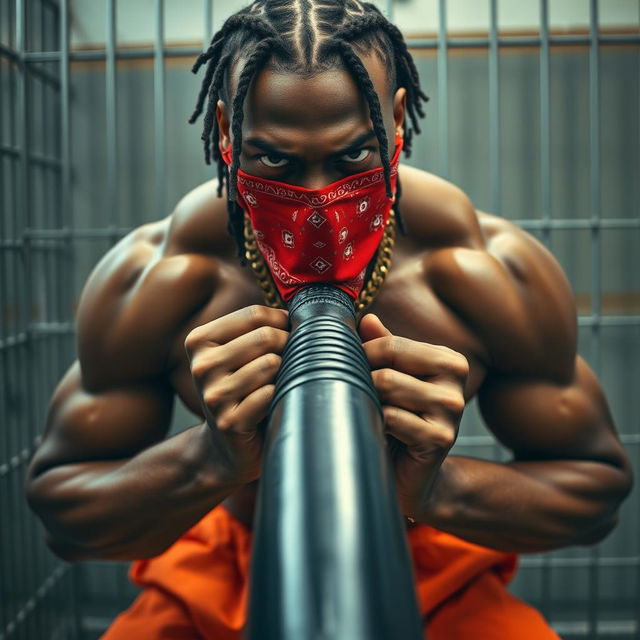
437, 0, 449, 179
16, 0, 38, 635
538, 0, 553, 620
154, 0, 166, 221
540, 0, 551, 248
488, 0, 501, 215
384, 0, 394, 22
106, 0, 117, 228
587, 1, 602, 637
204, 0, 213, 45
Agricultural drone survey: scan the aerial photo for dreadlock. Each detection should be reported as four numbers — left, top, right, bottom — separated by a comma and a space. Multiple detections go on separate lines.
189, 0, 429, 257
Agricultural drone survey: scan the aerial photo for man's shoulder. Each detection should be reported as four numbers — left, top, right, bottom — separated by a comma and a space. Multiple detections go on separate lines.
76, 180, 229, 389
398, 165, 577, 382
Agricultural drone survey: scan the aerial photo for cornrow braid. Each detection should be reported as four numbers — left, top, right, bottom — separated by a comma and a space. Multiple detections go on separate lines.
324, 37, 392, 197
189, 11, 283, 169
333, 6, 428, 157
227, 37, 282, 244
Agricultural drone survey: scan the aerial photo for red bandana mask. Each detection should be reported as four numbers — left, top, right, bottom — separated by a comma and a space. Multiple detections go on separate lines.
222, 135, 402, 302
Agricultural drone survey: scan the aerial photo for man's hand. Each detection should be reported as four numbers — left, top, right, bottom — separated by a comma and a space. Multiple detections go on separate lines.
185, 305, 289, 485
359, 314, 468, 519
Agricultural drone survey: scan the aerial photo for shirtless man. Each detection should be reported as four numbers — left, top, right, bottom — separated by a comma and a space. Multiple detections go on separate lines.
26, 2, 632, 638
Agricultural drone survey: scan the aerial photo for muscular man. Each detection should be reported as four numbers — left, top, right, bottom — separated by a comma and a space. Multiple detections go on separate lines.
26, 2, 632, 638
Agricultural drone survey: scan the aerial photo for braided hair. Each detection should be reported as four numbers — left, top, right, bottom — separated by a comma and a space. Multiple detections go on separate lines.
189, 0, 429, 257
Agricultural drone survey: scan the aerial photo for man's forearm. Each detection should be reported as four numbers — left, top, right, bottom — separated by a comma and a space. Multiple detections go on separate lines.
419, 455, 631, 553
27, 423, 242, 561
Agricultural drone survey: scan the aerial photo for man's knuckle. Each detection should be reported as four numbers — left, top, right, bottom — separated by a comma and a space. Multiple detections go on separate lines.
215, 413, 234, 432
190, 357, 209, 380
184, 328, 203, 354
246, 304, 269, 326
377, 368, 395, 391
263, 352, 281, 371
203, 387, 224, 409
449, 393, 466, 415
431, 424, 456, 450
450, 354, 470, 379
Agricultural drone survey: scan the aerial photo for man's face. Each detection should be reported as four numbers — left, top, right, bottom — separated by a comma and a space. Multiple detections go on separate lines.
216, 51, 406, 190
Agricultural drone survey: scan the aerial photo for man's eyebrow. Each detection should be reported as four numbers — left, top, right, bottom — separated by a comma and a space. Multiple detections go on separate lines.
333, 130, 377, 155
244, 137, 297, 158
243, 130, 378, 157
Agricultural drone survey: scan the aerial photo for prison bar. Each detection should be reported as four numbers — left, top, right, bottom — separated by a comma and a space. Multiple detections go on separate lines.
1, 0, 639, 638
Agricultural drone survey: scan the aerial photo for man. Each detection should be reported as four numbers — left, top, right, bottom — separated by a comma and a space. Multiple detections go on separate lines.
26, 1, 632, 638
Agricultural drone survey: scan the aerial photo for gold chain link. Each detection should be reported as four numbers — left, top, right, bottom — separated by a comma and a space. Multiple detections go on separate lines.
243, 210, 397, 314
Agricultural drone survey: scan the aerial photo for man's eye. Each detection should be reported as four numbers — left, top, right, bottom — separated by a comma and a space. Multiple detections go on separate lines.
341, 149, 371, 163
259, 155, 289, 168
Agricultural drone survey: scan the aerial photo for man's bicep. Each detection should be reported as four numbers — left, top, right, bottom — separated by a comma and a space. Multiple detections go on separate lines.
30, 360, 175, 478
477, 356, 627, 469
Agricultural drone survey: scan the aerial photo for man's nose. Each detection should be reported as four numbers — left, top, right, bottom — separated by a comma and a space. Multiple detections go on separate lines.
298, 170, 332, 191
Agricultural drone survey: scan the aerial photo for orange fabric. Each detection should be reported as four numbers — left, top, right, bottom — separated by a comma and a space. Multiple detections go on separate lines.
101, 505, 559, 640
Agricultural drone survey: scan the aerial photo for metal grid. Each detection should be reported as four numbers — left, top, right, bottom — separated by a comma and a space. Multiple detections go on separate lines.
0, 0, 638, 638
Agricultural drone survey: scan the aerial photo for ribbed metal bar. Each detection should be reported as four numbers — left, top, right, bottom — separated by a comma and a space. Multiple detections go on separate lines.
106, 0, 117, 228
154, 0, 165, 221
587, 3, 603, 637
488, 0, 500, 214
437, 0, 448, 178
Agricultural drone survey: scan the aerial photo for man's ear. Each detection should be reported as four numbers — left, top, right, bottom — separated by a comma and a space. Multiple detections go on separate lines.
393, 87, 407, 137
216, 100, 231, 151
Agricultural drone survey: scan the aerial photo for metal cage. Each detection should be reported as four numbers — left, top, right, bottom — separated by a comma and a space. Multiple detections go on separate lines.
0, 0, 638, 638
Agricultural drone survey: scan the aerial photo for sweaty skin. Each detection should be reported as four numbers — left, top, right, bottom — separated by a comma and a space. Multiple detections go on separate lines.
26, 53, 632, 561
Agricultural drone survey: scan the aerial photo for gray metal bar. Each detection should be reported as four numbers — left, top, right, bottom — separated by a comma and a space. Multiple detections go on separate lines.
384, 0, 394, 22
0, 42, 20, 61
488, 0, 500, 214
106, 0, 117, 228
15, 32, 639, 64
15, 0, 35, 634
587, 3, 602, 636
540, 0, 551, 247
0, 145, 65, 169
537, 1, 553, 619
154, 0, 166, 220
4, 215, 640, 245
437, 0, 448, 178
59, 1, 80, 636
403, 34, 640, 49
1, 312, 635, 353
204, 0, 213, 45
0, 565, 68, 640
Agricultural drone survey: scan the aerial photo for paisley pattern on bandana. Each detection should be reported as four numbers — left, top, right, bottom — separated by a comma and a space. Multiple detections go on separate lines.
223, 135, 403, 302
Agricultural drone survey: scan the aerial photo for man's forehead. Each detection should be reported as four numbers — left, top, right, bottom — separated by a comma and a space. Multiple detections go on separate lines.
225, 50, 392, 114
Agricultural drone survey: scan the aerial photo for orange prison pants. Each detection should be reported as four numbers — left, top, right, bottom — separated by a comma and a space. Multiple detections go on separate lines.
101, 505, 559, 639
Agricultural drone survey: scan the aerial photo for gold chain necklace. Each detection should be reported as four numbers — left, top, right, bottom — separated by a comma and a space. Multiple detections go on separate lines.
243, 210, 397, 314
